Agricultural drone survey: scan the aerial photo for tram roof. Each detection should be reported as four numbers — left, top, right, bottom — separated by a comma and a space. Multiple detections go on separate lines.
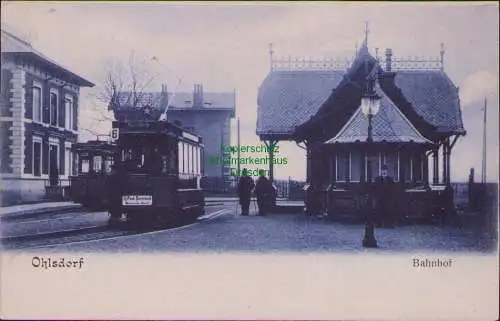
72, 140, 115, 153
112, 120, 203, 144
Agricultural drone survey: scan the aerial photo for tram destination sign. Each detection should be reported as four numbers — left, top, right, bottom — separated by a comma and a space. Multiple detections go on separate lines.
122, 195, 153, 206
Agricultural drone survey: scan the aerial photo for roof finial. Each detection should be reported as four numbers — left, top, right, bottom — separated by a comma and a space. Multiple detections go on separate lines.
269, 43, 275, 71
364, 21, 369, 47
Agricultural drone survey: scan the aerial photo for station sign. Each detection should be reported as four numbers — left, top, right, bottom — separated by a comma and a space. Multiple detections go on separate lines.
111, 128, 119, 141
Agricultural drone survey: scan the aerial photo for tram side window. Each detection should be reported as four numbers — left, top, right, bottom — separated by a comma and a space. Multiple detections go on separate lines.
93, 156, 103, 173
186, 143, 191, 175
178, 141, 184, 174
184, 142, 189, 174
190, 144, 195, 175
188, 143, 192, 175
194, 146, 199, 175
196, 146, 201, 175
81, 158, 90, 173
104, 157, 113, 173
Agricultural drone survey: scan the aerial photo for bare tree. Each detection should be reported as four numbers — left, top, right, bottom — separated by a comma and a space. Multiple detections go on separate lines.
88, 50, 162, 122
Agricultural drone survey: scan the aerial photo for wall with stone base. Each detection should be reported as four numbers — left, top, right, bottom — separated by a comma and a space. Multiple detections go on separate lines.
0, 178, 45, 205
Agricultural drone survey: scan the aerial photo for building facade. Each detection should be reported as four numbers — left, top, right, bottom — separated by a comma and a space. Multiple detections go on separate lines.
113, 84, 235, 179
0, 28, 94, 204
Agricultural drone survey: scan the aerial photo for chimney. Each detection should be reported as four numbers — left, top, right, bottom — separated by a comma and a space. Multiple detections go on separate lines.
193, 83, 204, 107
193, 84, 198, 107
385, 48, 393, 71
161, 84, 168, 109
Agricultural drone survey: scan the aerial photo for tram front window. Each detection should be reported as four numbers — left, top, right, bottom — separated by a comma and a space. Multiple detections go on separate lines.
120, 144, 173, 175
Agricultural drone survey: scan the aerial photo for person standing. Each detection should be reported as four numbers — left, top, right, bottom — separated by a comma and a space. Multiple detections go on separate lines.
107, 162, 123, 224
255, 170, 273, 216
374, 164, 396, 227
237, 169, 254, 216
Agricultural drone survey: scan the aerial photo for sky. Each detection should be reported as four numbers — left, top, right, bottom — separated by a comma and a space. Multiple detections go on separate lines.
2, 2, 498, 182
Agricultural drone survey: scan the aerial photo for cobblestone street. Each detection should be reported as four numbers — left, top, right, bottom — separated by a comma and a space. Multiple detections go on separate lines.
28, 204, 495, 253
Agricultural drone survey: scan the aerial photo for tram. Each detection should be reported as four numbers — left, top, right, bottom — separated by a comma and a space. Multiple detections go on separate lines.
107, 119, 205, 225
69, 140, 116, 210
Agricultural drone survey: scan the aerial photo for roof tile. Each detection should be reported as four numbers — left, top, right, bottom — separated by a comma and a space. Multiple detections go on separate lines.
327, 85, 431, 144
256, 70, 345, 135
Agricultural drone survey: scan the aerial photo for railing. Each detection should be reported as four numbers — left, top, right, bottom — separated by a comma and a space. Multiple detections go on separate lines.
201, 176, 306, 199
270, 52, 443, 72
390, 57, 442, 70
272, 57, 352, 71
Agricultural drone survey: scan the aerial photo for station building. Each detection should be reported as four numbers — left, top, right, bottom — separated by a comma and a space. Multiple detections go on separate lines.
0, 27, 94, 204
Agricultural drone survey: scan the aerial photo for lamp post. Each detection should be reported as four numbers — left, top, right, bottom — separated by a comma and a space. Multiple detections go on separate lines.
361, 77, 380, 248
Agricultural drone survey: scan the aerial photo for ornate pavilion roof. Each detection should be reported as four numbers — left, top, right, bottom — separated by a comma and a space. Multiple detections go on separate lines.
256, 42, 465, 142
326, 83, 432, 144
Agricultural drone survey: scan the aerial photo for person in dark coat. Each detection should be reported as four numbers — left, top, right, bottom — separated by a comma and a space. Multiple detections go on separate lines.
237, 169, 254, 216
374, 164, 396, 227
254, 170, 273, 216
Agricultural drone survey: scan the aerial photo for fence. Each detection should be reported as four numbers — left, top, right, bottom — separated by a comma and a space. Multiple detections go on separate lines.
451, 182, 498, 212
201, 176, 306, 199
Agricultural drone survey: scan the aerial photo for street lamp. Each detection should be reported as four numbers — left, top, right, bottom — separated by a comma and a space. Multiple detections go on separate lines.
361, 75, 381, 248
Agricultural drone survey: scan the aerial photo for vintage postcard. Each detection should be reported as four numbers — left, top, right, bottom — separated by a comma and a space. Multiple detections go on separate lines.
1, 1, 498, 320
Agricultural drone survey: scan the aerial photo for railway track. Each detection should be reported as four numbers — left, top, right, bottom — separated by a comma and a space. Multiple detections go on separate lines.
0, 206, 86, 222
1, 208, 229, 250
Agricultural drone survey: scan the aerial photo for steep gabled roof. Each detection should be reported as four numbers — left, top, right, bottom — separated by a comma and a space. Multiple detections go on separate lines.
394, 70, 464, 134
293, 43, 380, 141
256, 69, 345, 139
326, 83, 432, 144
1, 28, 94, 87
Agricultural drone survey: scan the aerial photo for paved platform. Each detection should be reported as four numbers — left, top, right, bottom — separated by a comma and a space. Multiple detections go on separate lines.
39, 211, 496, 253
0, 202, 81, 218
0, 197, 305, 218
